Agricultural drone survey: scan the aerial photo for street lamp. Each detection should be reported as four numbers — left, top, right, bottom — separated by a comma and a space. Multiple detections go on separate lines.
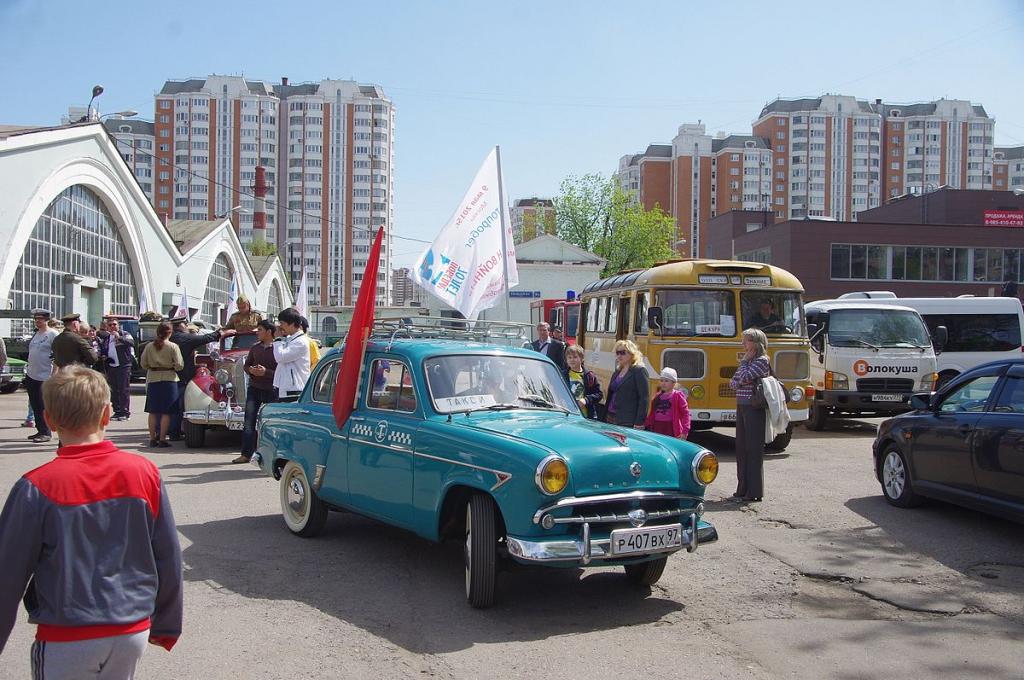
78, 85, 104, 122
216, 205, 250, 219
921, 182, 937, 224
99, 110, 139, 120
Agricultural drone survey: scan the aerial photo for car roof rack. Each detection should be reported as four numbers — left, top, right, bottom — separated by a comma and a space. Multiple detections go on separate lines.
371, 316, 533, 350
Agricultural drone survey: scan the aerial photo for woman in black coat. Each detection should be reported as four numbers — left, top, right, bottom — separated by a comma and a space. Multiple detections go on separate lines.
603, 339, 649, 428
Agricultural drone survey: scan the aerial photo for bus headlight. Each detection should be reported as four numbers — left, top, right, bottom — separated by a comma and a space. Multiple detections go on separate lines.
536, 456, 569, 495
789, 386, 805, 403
692, 450, 718, 486
825, 371, 848, 390
689, 385, 705, 400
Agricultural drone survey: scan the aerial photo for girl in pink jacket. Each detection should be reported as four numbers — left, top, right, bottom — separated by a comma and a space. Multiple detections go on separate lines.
643, 367, 691, 439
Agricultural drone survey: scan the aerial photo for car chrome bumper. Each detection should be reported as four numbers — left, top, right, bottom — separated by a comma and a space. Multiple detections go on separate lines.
183, 407, 245, 428
506, 515, 718, 565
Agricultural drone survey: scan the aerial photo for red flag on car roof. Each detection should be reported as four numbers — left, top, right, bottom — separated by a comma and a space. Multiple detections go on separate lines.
333, 227, 384, 429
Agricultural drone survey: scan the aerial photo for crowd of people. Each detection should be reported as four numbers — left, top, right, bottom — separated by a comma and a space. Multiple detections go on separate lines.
533, 321, 784, 504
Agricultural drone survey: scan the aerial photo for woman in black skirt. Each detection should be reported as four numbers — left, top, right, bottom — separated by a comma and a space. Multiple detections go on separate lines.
729, 328, 771, 501
140, 321, 184, 447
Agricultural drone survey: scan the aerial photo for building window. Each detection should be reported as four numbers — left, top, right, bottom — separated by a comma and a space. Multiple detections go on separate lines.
202, 253, 234, 324
9, 185, 137, 334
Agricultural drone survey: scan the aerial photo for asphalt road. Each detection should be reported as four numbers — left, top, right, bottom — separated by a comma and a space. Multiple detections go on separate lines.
1, 388, 1021, 679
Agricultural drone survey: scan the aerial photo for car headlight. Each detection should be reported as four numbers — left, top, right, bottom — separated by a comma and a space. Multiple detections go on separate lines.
789, 386, 805, 403
215, 368, 231, 385
920, 372, 937, 390
825, 370, 848, 390
535, 455, 569, 495
691, 450, 718, 486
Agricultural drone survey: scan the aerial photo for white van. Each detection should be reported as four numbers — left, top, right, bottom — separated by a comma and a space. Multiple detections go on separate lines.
851, 295, 1024, 388
803, 300, 944, 430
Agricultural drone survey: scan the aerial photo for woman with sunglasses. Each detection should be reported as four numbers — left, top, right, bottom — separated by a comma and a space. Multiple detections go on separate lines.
603, 340, 649, 428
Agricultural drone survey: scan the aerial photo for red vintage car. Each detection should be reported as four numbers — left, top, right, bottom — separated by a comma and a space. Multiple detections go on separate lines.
182, 331, 258, 446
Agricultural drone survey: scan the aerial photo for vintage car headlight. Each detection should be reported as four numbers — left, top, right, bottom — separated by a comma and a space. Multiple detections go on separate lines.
789, 386, 805, 403
825, 370, 848, 390
535, 455, 569, 495
215, 368, 231, 385
691, 450, 718, 486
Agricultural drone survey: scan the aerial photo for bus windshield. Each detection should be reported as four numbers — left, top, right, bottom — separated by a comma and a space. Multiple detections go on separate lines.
566, 305, 580, 338
740, 292, 806, 336
655, 289, 737, 337
827, 309, 931, 348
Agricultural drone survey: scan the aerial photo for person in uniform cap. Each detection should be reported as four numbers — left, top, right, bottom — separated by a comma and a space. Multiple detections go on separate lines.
51, 313, 99, 369
25, 309, 59, 443
223, 296, 262, 332
166, 317, 235, 440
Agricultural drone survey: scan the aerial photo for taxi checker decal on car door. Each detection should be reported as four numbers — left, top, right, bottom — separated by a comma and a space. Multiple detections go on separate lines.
346, 358, 419, 524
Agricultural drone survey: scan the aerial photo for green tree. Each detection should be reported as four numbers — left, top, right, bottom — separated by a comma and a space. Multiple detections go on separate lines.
555, 174, 675, 276
247, 240, 277, 257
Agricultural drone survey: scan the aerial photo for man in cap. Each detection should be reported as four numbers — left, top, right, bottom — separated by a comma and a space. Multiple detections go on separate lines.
51, 313, 99, 370
25, 309, 59, 443
167, 317, 236, 441
223, 296, 262, 332
98, 316, 136, 421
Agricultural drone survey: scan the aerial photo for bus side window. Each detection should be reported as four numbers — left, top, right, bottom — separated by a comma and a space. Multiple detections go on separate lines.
618, 297, 631, 340
635, 292, 648, 334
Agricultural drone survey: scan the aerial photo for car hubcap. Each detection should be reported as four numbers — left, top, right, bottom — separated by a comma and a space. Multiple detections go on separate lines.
464, 504, 472, 597
287, 473, 307, 518
883, 452, 905, 498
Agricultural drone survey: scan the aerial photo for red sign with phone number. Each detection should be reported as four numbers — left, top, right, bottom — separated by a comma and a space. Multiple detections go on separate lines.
983, 210, 1024, 227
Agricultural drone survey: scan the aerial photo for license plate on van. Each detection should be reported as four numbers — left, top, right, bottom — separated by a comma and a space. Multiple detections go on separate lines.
871, 394, 903, 402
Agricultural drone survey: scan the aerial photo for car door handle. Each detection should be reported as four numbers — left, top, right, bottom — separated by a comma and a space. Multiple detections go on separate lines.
957, 424, 973, 437
294, 408, 311, 415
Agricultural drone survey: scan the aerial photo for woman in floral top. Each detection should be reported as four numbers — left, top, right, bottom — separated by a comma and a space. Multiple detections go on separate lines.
729, 328, 771, 501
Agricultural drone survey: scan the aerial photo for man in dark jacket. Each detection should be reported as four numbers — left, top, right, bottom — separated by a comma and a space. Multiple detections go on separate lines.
98, 317, 136, 421
531, 322, 566, 370
167, 318, 235, 440
232, 320, 278, 464
51, 313, 99, 369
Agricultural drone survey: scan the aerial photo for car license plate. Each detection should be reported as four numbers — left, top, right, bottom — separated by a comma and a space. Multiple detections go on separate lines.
721, 411, 737, 421
871, 394, 903, 402
227, 420, 244, 431
609, 524, 683, 556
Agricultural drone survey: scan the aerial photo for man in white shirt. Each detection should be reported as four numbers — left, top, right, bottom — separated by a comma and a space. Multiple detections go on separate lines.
25, 309, 59, 442
272, 308, 311, 397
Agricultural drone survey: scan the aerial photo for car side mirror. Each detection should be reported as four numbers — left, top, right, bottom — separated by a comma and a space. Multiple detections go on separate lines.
647, 306, 664, 336
932, 325, 948, 355
909, 392, 933, 410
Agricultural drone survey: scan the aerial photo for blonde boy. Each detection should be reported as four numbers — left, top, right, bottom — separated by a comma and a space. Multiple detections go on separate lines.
0, 366, 183, 675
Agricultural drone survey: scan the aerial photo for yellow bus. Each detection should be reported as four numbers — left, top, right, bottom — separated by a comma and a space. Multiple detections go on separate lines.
579, 259, 813, 450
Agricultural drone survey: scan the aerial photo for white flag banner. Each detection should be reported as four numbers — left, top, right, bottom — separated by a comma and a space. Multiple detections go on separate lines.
138, 288, 149, 316
225, 277, 239, 321
177, 287, 190, 321
413, 147, 519, 319
295, 268, 308, 317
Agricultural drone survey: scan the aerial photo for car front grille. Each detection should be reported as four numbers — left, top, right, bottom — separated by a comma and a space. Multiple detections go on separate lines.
856, 378, 915, 392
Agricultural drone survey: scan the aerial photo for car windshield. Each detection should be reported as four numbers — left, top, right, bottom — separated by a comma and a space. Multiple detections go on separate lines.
655, 289, 737, 337
740, 292, 806, 336
827, 309, 931, 348
223, 333, 259, 351
424, 354, 578, 414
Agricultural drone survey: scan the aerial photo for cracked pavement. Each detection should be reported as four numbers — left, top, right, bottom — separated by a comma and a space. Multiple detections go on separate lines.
0, 391, 1021, 679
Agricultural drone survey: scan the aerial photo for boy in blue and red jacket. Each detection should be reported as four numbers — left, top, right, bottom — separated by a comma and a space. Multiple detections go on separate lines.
0, 365, 183, 676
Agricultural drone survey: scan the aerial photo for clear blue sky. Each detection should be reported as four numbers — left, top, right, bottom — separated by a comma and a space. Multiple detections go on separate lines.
2, 0, 1022, 268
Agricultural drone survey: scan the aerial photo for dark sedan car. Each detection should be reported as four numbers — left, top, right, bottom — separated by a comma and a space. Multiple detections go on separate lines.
872, 358, 1024, 523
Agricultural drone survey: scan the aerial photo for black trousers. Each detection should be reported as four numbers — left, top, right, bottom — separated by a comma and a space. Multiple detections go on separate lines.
106, 365, 132, 416
241, 385, 277, 458
24, 377, 50, 436
735, 403, 766, 499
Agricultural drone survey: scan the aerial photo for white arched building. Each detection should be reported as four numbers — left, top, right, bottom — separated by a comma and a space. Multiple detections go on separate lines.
0, 123, 291, 333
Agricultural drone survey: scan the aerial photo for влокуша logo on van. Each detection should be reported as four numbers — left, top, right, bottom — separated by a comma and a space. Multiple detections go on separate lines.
853, 360, 920, 377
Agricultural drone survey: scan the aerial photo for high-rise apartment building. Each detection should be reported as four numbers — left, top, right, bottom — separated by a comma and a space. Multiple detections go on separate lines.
103, 118, 156, 201
616, 144, 671, 212
994, 146, 1024, 190
391, 266, 426, 306
510, 198, 556, 243
153, 74, 394, 306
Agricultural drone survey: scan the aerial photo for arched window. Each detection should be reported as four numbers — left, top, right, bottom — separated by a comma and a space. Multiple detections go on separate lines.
9, 185, 137, 334
202, 253, 233, 324
322, 316, 337, 333
267, 280, 284, 317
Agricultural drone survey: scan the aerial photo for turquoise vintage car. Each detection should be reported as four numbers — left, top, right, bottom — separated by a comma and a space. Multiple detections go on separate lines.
254, 332, 719, 608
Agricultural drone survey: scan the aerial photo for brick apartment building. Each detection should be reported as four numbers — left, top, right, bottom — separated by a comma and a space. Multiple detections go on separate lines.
510, 198, 556, 244
706, 189, 1024, 300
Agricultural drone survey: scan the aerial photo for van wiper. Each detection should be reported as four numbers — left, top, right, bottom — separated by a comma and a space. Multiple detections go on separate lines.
835, 337, 880, 351
886, 339, 928, 350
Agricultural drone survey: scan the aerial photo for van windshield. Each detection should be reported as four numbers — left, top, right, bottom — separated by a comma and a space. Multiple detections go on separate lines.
827, 309, 931, 348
